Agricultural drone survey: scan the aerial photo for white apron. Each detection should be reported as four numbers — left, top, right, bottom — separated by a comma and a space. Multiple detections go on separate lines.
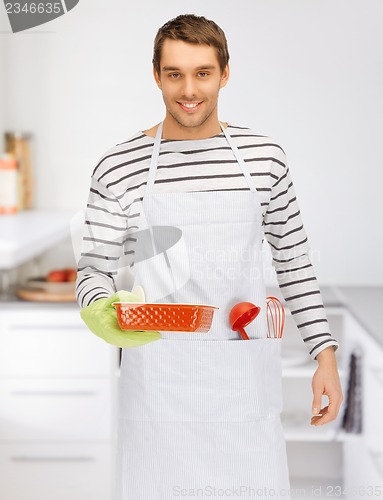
116, 123, 291, 499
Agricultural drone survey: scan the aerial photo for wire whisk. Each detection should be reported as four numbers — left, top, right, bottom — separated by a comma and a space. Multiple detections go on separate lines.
266, 296, 285, 338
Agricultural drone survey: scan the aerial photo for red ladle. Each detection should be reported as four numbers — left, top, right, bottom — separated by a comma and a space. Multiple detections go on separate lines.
229, 302, 261, 340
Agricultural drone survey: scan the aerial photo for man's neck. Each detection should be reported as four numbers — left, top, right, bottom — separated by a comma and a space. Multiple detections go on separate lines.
161, 116, 227, 141
143, 120, 228, 140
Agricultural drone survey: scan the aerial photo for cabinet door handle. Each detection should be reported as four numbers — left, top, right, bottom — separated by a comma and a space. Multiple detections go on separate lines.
11, 456, 95, 463
369, 367, 383, 386
11, 390, 97, 397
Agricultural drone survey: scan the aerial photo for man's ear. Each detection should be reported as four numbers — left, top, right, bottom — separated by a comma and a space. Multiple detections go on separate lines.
219, 64, 230, 89
153, 67, 162, 90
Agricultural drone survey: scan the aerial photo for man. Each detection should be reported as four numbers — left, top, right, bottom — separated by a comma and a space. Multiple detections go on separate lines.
77, 14, 343, 499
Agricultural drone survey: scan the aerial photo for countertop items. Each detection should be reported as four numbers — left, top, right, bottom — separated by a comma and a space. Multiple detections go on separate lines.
15, 287, 76, 302
4, 132, 34, 211
14, 270, 77, 302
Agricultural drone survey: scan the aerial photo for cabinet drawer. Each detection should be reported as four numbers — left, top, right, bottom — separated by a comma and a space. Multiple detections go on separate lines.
0, 378, 112, 441
0, 310, 118, 376
0, 443, 113, 500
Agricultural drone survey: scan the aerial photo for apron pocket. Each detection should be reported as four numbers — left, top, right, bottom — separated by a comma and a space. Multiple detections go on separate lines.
119, 338, 283, 422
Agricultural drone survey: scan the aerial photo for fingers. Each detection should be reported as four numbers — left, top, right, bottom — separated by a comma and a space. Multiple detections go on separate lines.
311, 405, 328, 425
311, 381, 324, 418
311, 391, 343, 426
312, 394, 323, 417
311, 366, 344, 426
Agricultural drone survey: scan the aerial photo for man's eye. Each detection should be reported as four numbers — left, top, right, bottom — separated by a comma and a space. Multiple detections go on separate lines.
198, 72, 208, 77
169, 73, 180, 78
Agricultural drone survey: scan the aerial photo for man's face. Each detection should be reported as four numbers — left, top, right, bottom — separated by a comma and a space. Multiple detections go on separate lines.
154, 39, 229, 131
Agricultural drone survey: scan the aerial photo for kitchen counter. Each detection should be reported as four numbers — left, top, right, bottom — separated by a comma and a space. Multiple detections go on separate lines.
0, 285, 382, 349
337, 286, 383, 347
0, 209, 76, 270
267, 285, 383, 350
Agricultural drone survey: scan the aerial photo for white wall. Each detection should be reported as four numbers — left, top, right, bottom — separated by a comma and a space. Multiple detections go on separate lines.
1, 0, 382, 285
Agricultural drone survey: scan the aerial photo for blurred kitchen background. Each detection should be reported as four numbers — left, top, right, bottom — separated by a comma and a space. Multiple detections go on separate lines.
0, 1, 382, 499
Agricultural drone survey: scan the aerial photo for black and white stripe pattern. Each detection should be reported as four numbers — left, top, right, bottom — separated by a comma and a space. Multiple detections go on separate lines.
76, 124, 339, 360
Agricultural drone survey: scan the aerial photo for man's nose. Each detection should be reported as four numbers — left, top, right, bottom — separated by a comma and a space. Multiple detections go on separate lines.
181, 76, 198, 98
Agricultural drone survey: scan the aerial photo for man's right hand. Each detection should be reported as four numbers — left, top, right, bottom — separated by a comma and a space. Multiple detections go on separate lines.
80, 290, 162, 348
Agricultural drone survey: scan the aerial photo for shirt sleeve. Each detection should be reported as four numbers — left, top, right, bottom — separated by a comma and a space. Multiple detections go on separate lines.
75, 175, 128, 308
263, 152, 339, 361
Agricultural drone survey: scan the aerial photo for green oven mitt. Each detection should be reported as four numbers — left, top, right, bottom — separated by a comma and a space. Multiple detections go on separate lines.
80, 289, 162, 348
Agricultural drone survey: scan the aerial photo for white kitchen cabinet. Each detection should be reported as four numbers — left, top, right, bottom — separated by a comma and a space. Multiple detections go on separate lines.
0, 310, 114, 376
0, 378, 112, 441
343, 437, 383, 498
283, 305, 383, 499
358, 312, 383, 449
0, 306, 119, 500
281, 306, 348, 498
364, 355, 383, 448
0, 443, 112, 500
340, 312, 383, 498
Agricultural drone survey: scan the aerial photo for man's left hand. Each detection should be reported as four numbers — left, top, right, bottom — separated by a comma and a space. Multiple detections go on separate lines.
311, 347, 344, 426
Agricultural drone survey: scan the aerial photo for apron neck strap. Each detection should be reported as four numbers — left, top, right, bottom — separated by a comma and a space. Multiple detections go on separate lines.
145, 121, 257, 196
219, 123, 257, 192
145, 121, 164, 196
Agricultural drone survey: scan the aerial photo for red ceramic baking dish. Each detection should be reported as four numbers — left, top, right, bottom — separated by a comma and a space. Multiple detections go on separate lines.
113, 302, 218, 333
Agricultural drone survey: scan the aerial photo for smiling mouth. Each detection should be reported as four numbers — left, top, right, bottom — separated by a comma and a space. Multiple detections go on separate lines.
177, 101, 203, 112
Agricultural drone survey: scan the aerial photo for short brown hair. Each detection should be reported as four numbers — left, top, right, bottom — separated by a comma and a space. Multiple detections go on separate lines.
152, 14, 230, 75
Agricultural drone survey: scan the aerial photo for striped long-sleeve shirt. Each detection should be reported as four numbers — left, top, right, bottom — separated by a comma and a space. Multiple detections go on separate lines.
76, 124, 339, 360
